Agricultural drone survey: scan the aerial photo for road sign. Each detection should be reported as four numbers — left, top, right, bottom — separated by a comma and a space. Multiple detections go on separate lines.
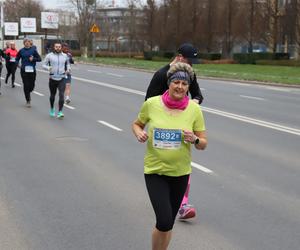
90, 24, 100, 33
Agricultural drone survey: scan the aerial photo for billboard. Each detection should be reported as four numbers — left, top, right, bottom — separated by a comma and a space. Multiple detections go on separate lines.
41, 12, 59, 29
21, 18, 36, 33
4, 22, 18, 36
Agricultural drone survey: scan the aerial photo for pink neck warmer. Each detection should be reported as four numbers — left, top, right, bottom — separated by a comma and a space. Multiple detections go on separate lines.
162, 90, 189, 110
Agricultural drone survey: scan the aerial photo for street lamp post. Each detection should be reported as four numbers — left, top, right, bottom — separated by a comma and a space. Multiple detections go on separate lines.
0, 0, 4, 48
92, 0, 96, 60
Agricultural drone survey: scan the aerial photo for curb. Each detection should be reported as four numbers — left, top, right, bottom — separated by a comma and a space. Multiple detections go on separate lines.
77, 60, 300, 89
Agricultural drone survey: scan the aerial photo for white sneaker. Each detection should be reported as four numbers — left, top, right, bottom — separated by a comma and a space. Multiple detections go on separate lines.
65, 97, 71, 104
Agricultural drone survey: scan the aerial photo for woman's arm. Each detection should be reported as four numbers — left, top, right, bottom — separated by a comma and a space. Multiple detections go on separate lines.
132, 119, 148, 143
183, 130, 207, 150
193, 131, 207, 150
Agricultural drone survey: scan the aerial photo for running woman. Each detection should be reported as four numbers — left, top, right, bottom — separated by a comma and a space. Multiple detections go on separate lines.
42, 42, 70, 119
4, 42, 18, 88
145, 43, 203, 220
62, 43, 74, 104
16, 38, 41, 107
0, 48, 5, 95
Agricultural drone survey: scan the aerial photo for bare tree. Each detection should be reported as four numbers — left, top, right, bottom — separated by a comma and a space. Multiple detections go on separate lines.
4, 0, 43, 33
296, 0, 300, 58
143, 0, 157, 51
205, 0, 217, 52
125, 0, 144, 53
68, 0, 97, 57
219, 0, 237, 58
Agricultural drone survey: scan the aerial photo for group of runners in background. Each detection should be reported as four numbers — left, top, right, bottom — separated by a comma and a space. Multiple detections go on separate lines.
0, 39, 74, 119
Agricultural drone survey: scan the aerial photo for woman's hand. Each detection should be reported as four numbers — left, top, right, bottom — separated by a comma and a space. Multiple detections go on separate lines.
183, 130, 197, 143
132, 119, 148, 143
136, 130, 148, 143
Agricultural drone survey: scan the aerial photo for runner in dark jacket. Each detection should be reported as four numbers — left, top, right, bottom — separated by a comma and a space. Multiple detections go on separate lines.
16, 38, 41, 107
145, 43, 203, 105
0, 48, 5, 95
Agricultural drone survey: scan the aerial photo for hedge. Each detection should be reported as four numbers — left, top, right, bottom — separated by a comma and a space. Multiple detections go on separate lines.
256, 60, 300, 67
233, 53, 290, 64
143, 51, 175, 60
198, 53, 221, 60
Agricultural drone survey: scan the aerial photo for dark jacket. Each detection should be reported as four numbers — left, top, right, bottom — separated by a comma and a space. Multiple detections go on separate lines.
16, 47, 41, 71
145, 64, 204, 104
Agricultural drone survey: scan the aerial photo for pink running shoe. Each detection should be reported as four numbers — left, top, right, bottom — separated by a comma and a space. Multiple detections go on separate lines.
178, 204, 196, 220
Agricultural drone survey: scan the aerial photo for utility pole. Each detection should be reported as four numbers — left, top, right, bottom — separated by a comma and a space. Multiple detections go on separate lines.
92, 0, 97, 60
0, 0, 4, 48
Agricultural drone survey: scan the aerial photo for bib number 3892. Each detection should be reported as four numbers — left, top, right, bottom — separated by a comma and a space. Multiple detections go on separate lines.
153, 128, 182, 149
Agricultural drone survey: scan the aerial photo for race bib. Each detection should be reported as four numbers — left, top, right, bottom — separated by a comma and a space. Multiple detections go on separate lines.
25, 66, 34, 73
10, 57, 16, 62
153, 128, 182, 149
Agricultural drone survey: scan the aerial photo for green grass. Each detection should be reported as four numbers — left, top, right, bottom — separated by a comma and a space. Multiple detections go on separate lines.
77, 57, 300, 85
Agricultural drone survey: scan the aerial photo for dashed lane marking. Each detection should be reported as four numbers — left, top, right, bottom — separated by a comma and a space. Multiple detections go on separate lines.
97, 120, 123, 131
191, 162, 213, 174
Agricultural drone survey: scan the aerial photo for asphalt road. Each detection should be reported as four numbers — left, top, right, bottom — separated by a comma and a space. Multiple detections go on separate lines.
0, 63, 299, 250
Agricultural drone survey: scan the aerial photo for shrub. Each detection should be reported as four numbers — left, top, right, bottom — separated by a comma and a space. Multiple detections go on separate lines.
163, 51, 175, 59
202, 59, 236, 64
256, 60, 300, 67
199, 53, 222, 60
234, 52, 290, 64
143, 51, 153, 60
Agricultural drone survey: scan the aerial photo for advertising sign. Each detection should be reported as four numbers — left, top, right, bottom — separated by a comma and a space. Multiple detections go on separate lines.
4, 22, 18, 36
21, 18, 36, 33
41, 12, 59, 29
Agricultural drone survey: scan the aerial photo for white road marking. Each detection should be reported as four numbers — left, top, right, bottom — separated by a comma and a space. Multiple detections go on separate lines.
72, 75, 145, 95
88, 70, 102, 73
64, 104, 76, 110
37, 69, 299, 136
200, 88, 205, 91
10, 81, 44, 97
240, 95, 265, 101
202, 107, 300, 136
97, 120, 123, 131
191, 162, 213, 174
107, 73, 123, 77
33, 91, 44, 96
262, 86, 291, 92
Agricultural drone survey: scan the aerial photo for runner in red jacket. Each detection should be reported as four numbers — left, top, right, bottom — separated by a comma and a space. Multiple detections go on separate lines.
5, 42, 18, 88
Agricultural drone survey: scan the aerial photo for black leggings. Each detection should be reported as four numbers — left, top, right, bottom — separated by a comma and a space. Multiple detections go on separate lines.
5, 63, 17, 85
144, 174, 189, 232
21, 70, 36, 102
49, 79, 66, 111
0, 64, 2, 91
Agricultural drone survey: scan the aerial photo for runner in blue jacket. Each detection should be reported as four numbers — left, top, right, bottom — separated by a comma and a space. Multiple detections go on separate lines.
16, 38, 41, 107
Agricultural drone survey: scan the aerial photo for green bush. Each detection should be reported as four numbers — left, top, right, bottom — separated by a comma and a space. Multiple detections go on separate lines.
233, 52, 290, 64
143, 51, 153, 60
143, 51, 176, 60
199, 53, 221, 60
256, 60, 300, 67
273, 53, 290, 60
163, 51, 175, 59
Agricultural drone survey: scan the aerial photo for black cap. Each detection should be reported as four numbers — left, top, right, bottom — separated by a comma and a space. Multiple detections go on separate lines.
178, 43, 199, 64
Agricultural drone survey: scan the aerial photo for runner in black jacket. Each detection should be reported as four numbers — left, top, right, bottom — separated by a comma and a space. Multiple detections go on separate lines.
145, 43, 203, 104
144, 43, 204, 220
0, 49, 5, 95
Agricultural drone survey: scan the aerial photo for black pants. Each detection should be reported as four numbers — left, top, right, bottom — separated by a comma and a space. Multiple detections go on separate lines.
144, 174, 189, 232
0, 64, 2, 92
5, 62, 17, 85
49, 78, 66, 111
21, 70, 36, 102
